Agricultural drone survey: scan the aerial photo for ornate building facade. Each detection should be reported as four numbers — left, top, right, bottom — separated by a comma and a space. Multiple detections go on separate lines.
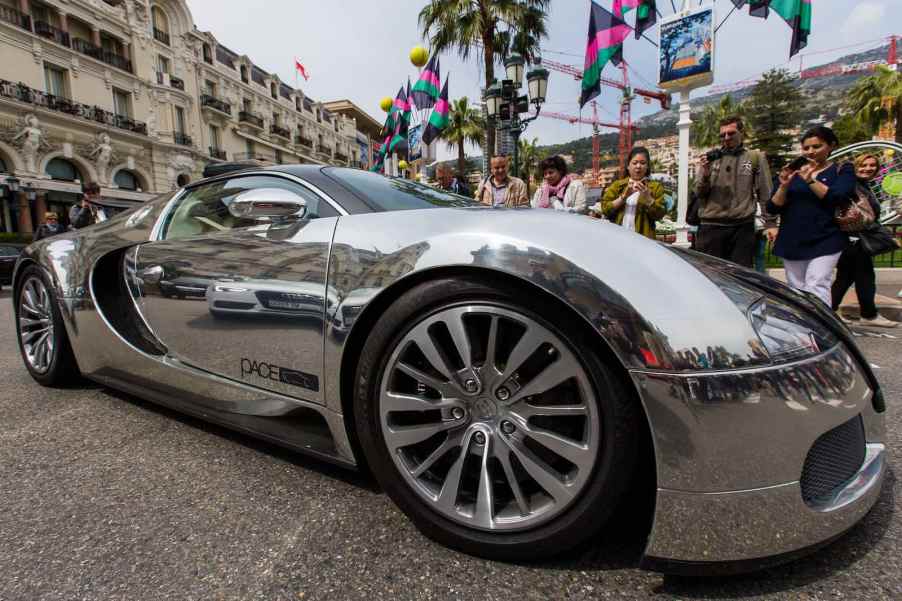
0, 0, 371, 235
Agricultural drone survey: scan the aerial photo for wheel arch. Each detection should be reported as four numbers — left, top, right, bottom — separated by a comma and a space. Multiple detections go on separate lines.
336, 264, 654, 479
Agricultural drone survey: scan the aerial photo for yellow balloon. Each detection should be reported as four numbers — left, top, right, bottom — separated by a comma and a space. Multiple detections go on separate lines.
410, 45, 429, 68
398, 160, 409, 170
379, 96, 393, 112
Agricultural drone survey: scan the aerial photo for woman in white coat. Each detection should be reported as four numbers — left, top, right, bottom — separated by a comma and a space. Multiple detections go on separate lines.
531, 155, 587, 213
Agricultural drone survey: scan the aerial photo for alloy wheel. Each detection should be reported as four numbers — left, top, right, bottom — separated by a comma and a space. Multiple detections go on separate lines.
379, 304, 600, 531
19, 276, 56, 374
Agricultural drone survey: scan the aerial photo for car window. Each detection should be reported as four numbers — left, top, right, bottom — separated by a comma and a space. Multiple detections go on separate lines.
160, 175, 338, 240
325, 167, 479, 211
0, 246, 21, 256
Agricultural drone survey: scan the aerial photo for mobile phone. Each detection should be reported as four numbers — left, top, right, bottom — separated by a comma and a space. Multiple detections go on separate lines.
786, 156, 810, 171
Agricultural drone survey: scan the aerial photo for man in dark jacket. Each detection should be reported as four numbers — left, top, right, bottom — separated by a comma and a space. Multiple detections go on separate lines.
694, 116, 775, 268
34, 212, 64, 241
69, 181, 103, 229
436, 164, 471, 197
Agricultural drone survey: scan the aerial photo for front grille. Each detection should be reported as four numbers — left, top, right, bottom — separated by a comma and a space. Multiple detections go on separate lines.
800, 415, 866, 505
213, 301, 255, 310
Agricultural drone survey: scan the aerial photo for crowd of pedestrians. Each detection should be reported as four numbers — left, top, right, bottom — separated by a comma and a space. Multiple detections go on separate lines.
452, 115, 898, 328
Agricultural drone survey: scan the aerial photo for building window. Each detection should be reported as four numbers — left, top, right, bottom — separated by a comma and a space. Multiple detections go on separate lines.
151, 5, 170, 44
245, 139, 254, 155
242, 98, 252, 113
202, 43, 212, 64
240, 65, 249, 83
46, 158, 80, 181
275, 149, 283, 164
156, 55, 170, 74
174, 106, 186, 134
114, 170, 139, 191
270, 82, 277, 100
113, 88, 131, 117
43, 63, 68, 98
272, 113, 280, 126
204, 79, 217, 96
209, 124, 221, 148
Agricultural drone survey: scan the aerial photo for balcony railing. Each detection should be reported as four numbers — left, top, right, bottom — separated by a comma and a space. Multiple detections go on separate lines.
335, 152, 348, 163
173, 132, 192, 146
232, 152, 271, 162
0, 80, 147, 135
169, 75, 184, 91
209, 147, 226, 160
295, 136, 313, 148
200, 94, 232, 115
239, 111, 264, 128
72, 38, 132, 72
34, 20, 70, 47
153, 27, 170, 45
0, 5, 31, 30
270, 124, 290, 139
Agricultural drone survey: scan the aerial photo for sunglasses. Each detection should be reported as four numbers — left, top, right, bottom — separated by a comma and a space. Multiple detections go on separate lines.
719, 131, 738, 138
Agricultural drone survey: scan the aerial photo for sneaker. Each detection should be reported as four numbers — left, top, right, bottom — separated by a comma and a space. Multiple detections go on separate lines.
860, 315, 898, 328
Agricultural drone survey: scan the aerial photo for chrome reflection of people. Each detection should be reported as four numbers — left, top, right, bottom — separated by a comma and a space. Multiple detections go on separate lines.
597, 147, 665, 239
69, 181, 107, 229
831, 153, 897, 328
767, 126, 856, 305
475, 155, 529, 207
33, 212, 64, 241
530, 155, 587, 213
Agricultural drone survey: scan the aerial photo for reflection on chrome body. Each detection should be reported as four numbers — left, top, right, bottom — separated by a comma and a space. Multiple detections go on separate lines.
12, 165, 887, 570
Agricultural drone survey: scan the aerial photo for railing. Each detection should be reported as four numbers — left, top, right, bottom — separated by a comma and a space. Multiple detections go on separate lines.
153, 27, 170, 45
270, 124, 290, 139
295, 136, 313, 148
169, 75, 184, 90
762, 224, 902, 269
335, 152, 348, 163
209, 147, 226, 160
0, 80, 146, 135
200, 94, 231, 115
173, 132, 192, 146
239, 111, 264, 128
0, 5, 30, 30
72, 38, 131, 72
232, 152, 271, 162
34, 20, 70, 47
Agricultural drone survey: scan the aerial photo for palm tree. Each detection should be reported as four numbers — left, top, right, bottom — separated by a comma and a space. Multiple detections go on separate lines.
517, 136, 543, 195
691, 94, 747, 148
846, 65, 902, 143
419, 0, 550, 161
443, 97, 485, 177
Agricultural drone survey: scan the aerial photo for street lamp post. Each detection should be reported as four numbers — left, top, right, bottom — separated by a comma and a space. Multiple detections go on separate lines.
484, 54, 549, 177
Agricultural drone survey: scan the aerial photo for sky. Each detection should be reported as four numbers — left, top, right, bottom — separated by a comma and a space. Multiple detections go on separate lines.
185, 0, 898, 160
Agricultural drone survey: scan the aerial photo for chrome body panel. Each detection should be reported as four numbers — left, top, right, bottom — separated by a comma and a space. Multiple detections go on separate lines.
636, 344, 886, 564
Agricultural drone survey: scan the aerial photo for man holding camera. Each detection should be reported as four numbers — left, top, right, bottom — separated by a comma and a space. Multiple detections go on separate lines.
694, 117, 774, 268
69, 181, 107, 229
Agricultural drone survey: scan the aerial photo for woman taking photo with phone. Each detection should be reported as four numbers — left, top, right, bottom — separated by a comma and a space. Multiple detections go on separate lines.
597, 146, 665, 239
767, 126, 856, 304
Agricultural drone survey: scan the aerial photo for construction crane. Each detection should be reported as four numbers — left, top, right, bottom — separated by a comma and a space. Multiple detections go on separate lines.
541, 58, 671, 174
542, 102, 638, 184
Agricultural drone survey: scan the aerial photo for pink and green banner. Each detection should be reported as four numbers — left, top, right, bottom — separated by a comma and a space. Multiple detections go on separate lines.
411, 54, 441, 110
421, 76, 449, 146
731, 0, 811, 57
580, 1, 631, 108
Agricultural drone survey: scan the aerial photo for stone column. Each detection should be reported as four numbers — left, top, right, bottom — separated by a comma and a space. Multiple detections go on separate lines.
33, 193, 48, 224
91, 26, 101, 47
17, 192, 33, 235
58, 11, 68, 33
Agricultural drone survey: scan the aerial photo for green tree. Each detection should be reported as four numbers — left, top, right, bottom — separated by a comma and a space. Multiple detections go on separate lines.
419, 0, 549, 162
746, 69, 803, 169
443, 97, 486, 177
846, 65, 902, 143
517, 136, 544, 195
833, 113, 874, 147
691, 94, 748, 148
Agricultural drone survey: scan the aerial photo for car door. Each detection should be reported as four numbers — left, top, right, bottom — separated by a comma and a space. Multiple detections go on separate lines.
131, 173, 341, 402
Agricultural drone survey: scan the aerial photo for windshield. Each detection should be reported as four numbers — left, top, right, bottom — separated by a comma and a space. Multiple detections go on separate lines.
325, 167, 479, 211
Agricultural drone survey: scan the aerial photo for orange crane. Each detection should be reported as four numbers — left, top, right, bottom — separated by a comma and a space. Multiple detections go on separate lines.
541, 58, 671, 173
542, 102, 638, 184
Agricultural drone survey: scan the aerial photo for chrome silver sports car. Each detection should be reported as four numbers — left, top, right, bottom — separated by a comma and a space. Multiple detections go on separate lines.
13, 165, 886, 573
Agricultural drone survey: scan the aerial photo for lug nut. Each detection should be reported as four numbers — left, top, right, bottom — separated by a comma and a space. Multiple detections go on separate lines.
501, 421, 516, 435
464, 379, 478, 393
473, 431, 487, 445
496, 387, 511, 401
451, 407, 465, 420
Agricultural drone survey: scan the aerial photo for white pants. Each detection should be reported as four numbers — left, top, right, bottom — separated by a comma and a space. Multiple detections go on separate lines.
783, 251, 843, 306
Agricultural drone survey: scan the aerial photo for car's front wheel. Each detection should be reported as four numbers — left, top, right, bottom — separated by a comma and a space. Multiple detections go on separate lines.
15, 266, 80, 386
355, 276, 639, 560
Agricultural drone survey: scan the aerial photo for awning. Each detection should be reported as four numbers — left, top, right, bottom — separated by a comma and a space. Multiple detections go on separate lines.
0, 175, 154, 203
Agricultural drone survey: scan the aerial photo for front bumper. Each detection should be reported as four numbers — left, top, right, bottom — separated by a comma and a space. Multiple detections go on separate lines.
632, 343, 886, 570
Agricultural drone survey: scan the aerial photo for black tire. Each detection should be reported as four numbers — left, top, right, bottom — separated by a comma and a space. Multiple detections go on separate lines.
354, 276, 640, 561
15, 265, 80, 386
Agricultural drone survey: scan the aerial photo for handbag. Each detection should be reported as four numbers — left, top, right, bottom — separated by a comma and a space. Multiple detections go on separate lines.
835, 183, 876, 232
857, 224, 899, 257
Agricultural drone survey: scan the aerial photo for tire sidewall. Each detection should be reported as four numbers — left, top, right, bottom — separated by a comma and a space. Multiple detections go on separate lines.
354, 276, 637, 559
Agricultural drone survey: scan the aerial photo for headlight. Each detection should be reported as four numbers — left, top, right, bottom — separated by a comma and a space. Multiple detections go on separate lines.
748, 296, 838, 362
213, 284, 249, 293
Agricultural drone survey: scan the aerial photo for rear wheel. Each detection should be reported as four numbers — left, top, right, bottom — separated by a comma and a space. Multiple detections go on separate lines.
354, 276, 639, 560
15, 266, 80, 386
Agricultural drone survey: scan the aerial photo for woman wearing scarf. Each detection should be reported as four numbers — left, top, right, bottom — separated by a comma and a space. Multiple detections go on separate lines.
530, 155, 587, 213
597, 147, 665, 239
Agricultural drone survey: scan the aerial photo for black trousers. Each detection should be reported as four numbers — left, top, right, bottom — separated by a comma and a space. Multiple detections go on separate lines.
695, 222, 756, 268
831, 241, 877, 318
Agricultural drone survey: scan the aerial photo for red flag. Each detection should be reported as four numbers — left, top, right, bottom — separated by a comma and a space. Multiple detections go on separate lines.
294, 58, 310, 81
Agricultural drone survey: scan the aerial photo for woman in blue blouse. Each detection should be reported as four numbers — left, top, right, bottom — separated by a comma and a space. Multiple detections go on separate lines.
767, 126, 856, 304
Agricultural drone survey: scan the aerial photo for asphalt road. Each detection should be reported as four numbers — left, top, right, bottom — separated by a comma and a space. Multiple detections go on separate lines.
0, 290, 899, 601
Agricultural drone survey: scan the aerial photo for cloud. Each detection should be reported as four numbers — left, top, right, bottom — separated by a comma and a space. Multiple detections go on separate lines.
841, 2, 886, 37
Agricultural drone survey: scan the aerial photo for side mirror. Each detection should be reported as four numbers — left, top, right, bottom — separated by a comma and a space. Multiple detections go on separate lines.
228, 188, 307, 221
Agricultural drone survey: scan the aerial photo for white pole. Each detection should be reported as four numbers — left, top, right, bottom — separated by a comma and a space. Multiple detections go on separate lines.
391, 152, 399, 177
675, 89, 692, 247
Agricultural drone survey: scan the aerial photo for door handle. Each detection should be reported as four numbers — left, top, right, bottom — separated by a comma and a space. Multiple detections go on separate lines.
137, 265, 164, 285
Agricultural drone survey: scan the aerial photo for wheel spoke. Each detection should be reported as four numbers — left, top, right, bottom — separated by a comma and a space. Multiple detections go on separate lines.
18, 277, 56, 374
511, 403, 588, 420
444, 310, 474, 373
22, 287, 41, 316
484, 315, 499, 372
507, 359, 575, 404
496, 446, 530, 517
523, 426, 590, 467
34, 332, 50, 369
19, 317, 50, 328
385, 419, 460, 450
500, 327, 548, 381
395, 362, 455, 397
21, 326, 49, 344
505, 437, 574, 504
408, 327, 457, 380
381, 391, 456, 414
411, 430, 464, 478
435, 435, 471, 511
473, 436, 495, 529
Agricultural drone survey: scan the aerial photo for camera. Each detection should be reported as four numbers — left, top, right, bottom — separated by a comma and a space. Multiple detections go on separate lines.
705, 148, 724, 163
